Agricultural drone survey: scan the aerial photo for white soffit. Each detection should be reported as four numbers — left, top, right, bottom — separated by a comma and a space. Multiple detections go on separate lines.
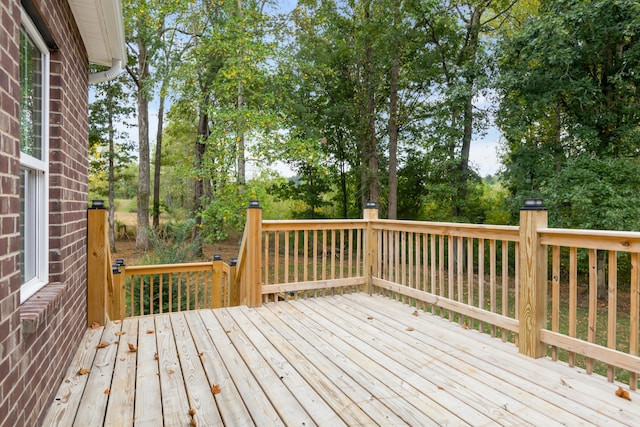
67, 0, 126, 66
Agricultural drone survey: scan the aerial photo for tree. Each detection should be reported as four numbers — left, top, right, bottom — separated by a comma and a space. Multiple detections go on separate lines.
497, 0, 640, 296
124, 0, 162, 249
410, 0, 519, 220
89, 72, 134, 251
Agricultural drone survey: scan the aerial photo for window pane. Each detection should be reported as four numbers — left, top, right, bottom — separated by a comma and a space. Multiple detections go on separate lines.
20, 27, 42, 160
19, 167, 37, 283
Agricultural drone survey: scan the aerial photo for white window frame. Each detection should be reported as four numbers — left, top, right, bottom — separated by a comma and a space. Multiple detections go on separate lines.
20, 9, 49, 303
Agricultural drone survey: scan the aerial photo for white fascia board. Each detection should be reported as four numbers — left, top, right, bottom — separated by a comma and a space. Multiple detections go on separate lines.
68, 0, 126, 66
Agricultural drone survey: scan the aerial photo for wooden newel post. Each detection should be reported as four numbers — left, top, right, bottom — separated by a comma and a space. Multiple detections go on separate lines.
518, 198, 548, 358
243, 201, 262, 307
229, 258, 239, 307
363, 202, 379, 293
87, 201, 108, 326
110, 259, 126, 320
212, 254, 223, 309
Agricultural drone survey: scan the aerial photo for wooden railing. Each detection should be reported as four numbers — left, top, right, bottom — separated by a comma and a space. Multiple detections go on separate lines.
87, 207, 237, 322
235, 200, 639, 389
88, 200, 640, 389
122, 258, 232, 317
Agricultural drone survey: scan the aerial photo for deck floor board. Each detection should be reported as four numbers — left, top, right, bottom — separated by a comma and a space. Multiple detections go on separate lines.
45, 293, 640, 426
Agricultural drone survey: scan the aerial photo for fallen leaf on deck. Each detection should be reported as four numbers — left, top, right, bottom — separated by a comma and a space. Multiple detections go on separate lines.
96, 342, 110, 349
113, 320, 121, 324
154, 352, 159, 361
461, 322, 468, 329
128, 343, 137, 352
367, 316, 373, 320
168, 369, 175, 374
212, 384, 221, 395
189, 408, 196, 416
104, 389, 110, 395
77, 368, 90, 376
115, 331, 126, 336
90, 322, 101, 330
437, 386, 444, 390
146, 330, 154, 334
412, 310, 419, 316
190, 420, 197, 427
615, 386, 631, 401
406, 327, 415, 331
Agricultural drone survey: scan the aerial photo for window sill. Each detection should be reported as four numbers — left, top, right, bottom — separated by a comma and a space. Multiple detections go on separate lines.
20, 284, 66, 335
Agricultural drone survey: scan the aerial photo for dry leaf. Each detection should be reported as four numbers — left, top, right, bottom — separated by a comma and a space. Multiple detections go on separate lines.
77, 368, 90, 376
146, 330, 154, 334
412, 310, 419, 316
104, 389, 110, 395
461, 322, 468, 329
115, 331, 126, 336
437, 386, 444, 390
189, 408, 196, 416
90, 322, 101, 330
212, 384, 221, 395
154, 352, 159, 361
128, 343, 137, 352
190, 420, 197, 427
168, 369, 175, 374
96, 342, 110, 349
113, 320, 121, 324
367, 316, 373, 320
615, 386, 631, 401
406, 327, 415, 331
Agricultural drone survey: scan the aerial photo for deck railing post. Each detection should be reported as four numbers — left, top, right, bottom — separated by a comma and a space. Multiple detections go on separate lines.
229, 258, 239, 306
518, 198, 548, 358
110, 259, 126, 320
243, 201, 262, 307
212, 254, 223, 308
363, 202, 379, 293
87, 201, 109, 326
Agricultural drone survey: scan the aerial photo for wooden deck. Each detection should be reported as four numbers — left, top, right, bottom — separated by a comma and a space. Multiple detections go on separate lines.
45, 293, 640, 426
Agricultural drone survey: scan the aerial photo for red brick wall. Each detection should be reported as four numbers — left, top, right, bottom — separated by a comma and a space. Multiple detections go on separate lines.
0, 0, 90, 425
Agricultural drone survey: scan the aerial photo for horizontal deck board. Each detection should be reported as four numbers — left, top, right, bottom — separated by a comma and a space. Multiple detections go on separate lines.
46, 293, 640, 426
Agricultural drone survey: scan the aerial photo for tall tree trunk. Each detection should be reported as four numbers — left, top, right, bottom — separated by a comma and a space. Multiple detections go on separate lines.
362, 0, 378, 208
136, 39, 151, 250
338, 138, 348, 218
152, 93, 165, 230
455, 7, 481, 219
237, 82, 246, 187
107, 87, 116, 252
387, 0, 401, 220
387, 52, 400, 219
193, 103, 209, 257
237, 0, 246, 188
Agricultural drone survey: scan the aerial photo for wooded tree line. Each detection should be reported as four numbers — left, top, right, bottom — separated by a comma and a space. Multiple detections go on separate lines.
88, 0, 640, 252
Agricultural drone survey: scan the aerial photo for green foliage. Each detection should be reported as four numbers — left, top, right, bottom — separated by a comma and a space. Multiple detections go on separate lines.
269, 164, 332, 219
129, 219, 203, 314
543, 157, 640, 231
141, 219, 202, 264
199, 184, 249, 242
498, 0, 640, 230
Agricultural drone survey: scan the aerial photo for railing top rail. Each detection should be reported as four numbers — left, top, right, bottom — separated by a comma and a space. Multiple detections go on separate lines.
539, 227, 640, 252
125, 261, 220, 275
372, 219, 520, 241
262, 219, 368, 231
